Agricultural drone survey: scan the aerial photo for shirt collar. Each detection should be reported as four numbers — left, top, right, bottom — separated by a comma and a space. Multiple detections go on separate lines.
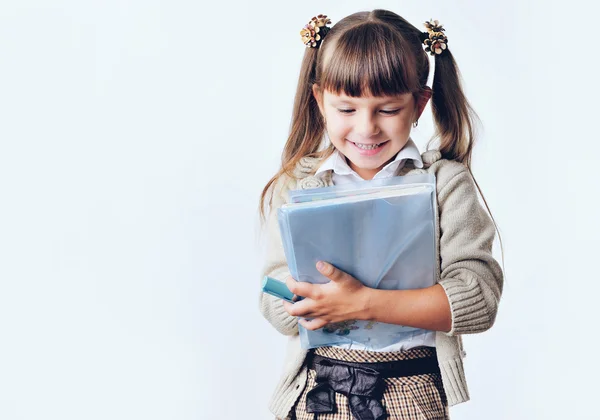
315, 138, 423, 179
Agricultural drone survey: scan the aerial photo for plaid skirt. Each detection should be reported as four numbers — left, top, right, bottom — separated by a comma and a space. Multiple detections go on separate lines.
285, 346, 449, 420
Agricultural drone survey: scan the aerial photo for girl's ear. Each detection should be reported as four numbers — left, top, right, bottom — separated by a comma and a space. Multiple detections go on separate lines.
312, 84, 324, 116
415, 86, 433, 120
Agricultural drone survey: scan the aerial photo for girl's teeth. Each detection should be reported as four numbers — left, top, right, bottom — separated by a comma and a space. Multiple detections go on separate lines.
354, 142, 382, 150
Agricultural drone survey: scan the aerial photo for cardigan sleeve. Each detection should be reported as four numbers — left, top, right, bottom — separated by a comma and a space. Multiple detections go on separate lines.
436, 163, 504, 336
258, 175, 299, 336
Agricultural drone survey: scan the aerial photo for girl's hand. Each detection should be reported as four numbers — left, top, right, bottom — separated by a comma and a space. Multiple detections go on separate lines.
282, 261, 372, 331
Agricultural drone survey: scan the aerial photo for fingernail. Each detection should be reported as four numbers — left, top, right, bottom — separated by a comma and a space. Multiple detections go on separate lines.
317, 261, 325, 270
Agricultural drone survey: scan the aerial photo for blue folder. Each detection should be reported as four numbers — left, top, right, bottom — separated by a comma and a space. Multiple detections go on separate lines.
277, 174, 437, 350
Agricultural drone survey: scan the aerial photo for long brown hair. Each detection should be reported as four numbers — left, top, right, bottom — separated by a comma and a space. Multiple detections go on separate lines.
258, 9, 504, 263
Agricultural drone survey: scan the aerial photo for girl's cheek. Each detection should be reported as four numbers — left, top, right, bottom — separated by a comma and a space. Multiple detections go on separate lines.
325, 124, 344, 139
331, 117, 352, 135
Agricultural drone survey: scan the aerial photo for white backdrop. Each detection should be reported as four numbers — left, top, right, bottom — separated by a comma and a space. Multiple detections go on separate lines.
0, 1, 598, 419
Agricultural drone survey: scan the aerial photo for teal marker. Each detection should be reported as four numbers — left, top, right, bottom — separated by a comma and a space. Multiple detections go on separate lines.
262, 276, 297, 302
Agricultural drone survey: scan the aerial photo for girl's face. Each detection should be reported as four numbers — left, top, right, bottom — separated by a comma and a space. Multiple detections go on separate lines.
313, 86, 431, 180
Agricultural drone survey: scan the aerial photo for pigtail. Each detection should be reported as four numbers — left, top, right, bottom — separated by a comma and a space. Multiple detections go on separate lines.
432, 49, 505, 270
430, 50, 478, 167
283, 47, 325, 163
258, 45, 332, 225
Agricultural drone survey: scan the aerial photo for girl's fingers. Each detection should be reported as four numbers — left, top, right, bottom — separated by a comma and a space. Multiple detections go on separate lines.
285, 275, 317, 299
283, 298, 317, 317
299, 317, 329, 331
282, 300, 294, 314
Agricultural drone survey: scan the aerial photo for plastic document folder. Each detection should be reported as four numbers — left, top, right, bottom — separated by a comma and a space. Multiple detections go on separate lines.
277, 174, 437, 350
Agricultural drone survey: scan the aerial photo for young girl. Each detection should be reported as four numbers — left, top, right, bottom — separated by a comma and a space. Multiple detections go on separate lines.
258, 9, 503, 420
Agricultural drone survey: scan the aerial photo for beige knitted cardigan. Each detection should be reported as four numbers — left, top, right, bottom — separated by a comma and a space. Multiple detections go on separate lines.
259, 149, 504, 419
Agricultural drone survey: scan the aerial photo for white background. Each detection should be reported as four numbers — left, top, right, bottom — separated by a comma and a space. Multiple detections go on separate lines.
0, 1, 598, 419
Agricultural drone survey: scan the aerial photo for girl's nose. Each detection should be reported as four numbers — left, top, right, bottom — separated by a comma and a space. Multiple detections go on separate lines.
355, 113, 380, 138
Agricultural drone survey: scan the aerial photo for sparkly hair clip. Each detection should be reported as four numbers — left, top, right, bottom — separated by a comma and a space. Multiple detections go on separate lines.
300, 14, 332, 48
421, 19, 448, 56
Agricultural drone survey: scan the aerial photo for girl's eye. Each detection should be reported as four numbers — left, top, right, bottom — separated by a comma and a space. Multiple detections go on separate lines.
336, 109, 402, 115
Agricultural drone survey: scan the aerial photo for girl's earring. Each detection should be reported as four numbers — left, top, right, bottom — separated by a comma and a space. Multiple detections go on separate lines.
413, 120, 419, 128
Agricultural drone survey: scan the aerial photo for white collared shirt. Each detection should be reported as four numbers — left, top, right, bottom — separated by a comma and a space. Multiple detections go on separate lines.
314, 138, 436, 351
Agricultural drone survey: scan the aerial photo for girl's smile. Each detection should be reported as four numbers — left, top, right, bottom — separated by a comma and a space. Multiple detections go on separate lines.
347, 139, 390, 156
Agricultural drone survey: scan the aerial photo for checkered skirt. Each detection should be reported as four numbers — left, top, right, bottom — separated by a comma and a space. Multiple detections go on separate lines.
287, 346, 449, 420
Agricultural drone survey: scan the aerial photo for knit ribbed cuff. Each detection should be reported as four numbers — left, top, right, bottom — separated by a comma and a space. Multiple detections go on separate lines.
438, 277, 492, 335
267, 294, 299, 335
262, 268, 298, 336
439, 357, 470, 406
